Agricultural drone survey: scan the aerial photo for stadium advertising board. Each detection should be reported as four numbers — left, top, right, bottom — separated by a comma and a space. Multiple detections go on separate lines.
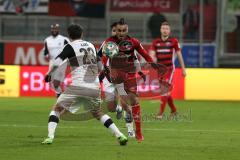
0, 0, 48, 14
1, 65, 240, 100
176, 44, 215, 68
4, 42, 47, 66
18, 66, 184, 99
110, 0, 180, 12
185, 69, 240, 101
49, 0, 105, 18
20, 66, 55, 97
20, 66, 72, 97
0, 65, 20, 97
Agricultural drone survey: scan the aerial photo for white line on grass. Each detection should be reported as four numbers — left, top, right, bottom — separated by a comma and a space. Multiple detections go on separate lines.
0, 124, 240, 134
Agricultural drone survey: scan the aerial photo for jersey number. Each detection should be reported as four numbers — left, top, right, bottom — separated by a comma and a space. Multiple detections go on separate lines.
80, 48, 97, 65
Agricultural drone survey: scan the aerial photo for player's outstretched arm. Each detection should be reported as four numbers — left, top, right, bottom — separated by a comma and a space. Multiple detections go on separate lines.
135, 40, 153, 63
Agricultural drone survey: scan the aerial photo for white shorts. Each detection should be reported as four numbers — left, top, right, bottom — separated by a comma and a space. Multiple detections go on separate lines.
102, 77, 128, 102
56, 85, 101, 114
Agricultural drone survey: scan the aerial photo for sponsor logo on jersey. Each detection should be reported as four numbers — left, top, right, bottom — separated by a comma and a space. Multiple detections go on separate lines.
118, 40, 133, 52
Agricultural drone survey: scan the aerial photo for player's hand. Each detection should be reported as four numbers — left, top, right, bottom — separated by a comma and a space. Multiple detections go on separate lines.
44, 74, 51, 82
150, 63, 167, 76
182, 69, 186, 77
138, 71, 146, 82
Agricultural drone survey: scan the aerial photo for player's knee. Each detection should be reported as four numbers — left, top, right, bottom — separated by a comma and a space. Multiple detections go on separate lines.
129, 97, 139, 106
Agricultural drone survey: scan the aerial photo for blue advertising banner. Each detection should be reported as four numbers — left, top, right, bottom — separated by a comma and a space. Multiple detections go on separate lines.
175, 43, 215, 68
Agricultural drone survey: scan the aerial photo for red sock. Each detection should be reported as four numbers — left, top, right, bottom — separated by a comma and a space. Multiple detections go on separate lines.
167, 96, 177, 113
132, 104, 142, 134
159, 96, 168, 115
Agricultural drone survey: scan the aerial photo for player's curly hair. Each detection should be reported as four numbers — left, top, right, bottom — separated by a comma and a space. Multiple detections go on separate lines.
67, 24, 83, 40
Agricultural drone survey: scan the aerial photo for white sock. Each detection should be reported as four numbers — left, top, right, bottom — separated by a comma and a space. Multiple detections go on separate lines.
48, 122, 57, 139
48, 111, 59, 139
126, 122, 134, 132
100, 114, 123, 138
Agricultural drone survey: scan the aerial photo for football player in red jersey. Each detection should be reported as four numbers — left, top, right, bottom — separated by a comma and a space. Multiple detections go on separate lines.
149, 21, 186, 119
99, 22, 136, 137
99, 18, 156, 141
99, 22, 147, 138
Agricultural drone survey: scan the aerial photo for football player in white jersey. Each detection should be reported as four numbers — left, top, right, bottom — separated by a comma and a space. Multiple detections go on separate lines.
44, 24, 70, 97
42, 24, 128, 145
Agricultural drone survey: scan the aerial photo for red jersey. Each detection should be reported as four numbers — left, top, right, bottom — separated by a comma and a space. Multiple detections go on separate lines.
100, 35, 153, 83
150, 37, 180, 68
101, 36, 153, 72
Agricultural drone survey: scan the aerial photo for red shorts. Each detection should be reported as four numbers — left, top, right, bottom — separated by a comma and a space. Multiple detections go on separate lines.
159, 67, 174, 85
157, 67, 174, 95
124, 73, 137, 95
108, 70, 138, 95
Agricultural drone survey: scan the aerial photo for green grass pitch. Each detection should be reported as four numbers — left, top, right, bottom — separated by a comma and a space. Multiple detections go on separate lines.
0, 97, 239, 160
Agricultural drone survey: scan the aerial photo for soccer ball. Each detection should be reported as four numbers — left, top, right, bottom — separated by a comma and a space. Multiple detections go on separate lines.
102, 41, 119, 58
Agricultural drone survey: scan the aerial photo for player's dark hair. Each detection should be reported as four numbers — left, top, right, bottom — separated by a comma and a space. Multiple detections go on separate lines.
161, 21, 170, 27
110, 22, 118, 29
117, 18, 127, 25
67, 24, 83, 40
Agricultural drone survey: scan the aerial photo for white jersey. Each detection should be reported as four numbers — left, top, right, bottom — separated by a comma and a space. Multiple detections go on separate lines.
44, 35, 69, 60
53, 39, 99, 89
